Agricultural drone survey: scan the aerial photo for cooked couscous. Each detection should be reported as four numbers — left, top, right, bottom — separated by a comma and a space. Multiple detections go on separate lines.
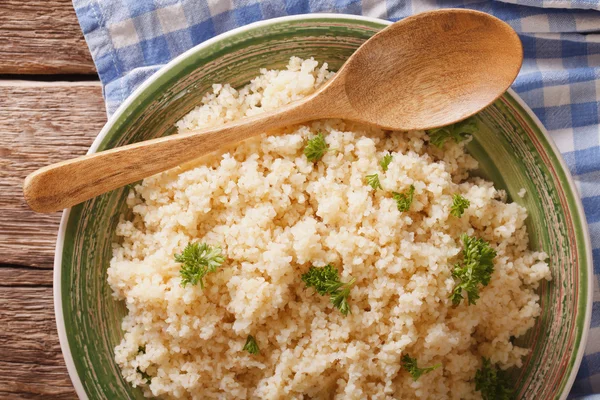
108, 57, 551, 399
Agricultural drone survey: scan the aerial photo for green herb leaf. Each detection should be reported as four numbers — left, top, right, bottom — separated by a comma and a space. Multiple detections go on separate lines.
301, 264, 343, 295
380, 153, 393, 172
302, 265, 355, 316
475, 358, 514, 400
330, 278, 355, 316
401, 354, 441, 381
243, 335, 260, 355
427, 118, 477, 148
136, 367, 152, 384
450, 234, 497, 306
450, 194, 470, 217
175, 242, 225, 288
366, 173, 382, 190
392, 185, 415, 212
304, 132, 330, 162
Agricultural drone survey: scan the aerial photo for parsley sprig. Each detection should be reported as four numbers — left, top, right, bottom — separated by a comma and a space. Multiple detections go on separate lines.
380, 153, 393, 172
450, 234, 497, 306
304, 132, 332, 162
427, 118, 477, 148
392, 185, 415, 212
302, 264, 355, 316
401, 354, 441, 381
175, 242, 225, 288
450, 194, 470, 217
475, 358, 514, 400
365, 173, 382, 190
243, 335, 260, 355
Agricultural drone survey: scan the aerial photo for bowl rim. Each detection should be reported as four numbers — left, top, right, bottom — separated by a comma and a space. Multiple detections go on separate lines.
53, 13, 593, 400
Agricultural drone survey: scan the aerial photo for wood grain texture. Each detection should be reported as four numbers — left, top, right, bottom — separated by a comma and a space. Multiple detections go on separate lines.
0, 81, 106, 268
0, 266, 53, 287
1, 81, 106, 399
0, 0, 95, 74
0, 287, 77, 399
1, 2, 100, 397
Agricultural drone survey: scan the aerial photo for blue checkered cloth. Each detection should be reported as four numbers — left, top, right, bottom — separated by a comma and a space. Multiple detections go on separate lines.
73, 0, 600, 396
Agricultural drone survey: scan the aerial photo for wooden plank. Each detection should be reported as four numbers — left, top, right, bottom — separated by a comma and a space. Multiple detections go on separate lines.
0, 286, 77, 399
0, 81, 106, 398
0, 81, 106, 268
0, 266, 53, 287
0, 0, 95, 74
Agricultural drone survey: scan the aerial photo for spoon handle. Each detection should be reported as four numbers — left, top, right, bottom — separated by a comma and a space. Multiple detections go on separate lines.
23, 94, 326, 213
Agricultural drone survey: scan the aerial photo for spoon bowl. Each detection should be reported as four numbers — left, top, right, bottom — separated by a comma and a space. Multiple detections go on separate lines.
339, 9, 523, 129
23, 9, 523, 213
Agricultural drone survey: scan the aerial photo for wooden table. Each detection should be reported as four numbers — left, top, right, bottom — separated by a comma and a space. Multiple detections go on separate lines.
1, 2, 106, 397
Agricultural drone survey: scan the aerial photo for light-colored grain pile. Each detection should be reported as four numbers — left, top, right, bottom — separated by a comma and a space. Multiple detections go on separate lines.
108, 57, 551, 399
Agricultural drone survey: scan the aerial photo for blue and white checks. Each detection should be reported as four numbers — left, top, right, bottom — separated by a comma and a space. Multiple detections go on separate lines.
73, 0, 600, 397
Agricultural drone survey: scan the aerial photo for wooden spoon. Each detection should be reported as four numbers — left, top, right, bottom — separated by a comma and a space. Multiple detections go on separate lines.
24, 9, 522, 213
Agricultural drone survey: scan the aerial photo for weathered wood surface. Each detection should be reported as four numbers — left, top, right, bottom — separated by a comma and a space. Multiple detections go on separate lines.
0, 0, 104, 396
0, 286, 77, 399
1, 82, 106, 398
0, 81, 106, 269
0, 0, 95, 74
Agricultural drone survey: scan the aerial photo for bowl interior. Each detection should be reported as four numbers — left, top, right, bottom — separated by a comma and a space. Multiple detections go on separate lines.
57, 16, 590, 399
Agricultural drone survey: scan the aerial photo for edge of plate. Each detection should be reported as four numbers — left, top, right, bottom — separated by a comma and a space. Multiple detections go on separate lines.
505, 88, 593, 400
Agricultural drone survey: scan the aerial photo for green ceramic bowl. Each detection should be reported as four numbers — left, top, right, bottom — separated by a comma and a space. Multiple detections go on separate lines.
54, 14, 593, 399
